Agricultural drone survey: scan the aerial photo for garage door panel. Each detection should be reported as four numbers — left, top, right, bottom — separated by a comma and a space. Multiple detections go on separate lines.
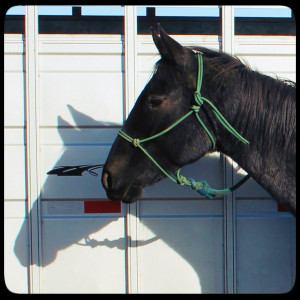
4, 71, 25, 127
4, 53, 24, 71
39, 54, 123, 72
39, 34, 123, 55
235, 35, 296, 55
41, 217, 126, 293
236, 199, 278, 214
138, 217, 224, 293
237, 55, 295, 74
4, 217, 29, 294
4, 145, 27, 200
140, 199, 223, 216
39, 72, 124, 127
236, 216, 296, 293
40, 128, 119, 145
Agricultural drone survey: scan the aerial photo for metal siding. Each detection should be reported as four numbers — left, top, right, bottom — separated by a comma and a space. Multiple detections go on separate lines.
38, 36, 124, 127
4, 10, 295, 294
4, 33, 29, 293
38, 33, 127, 292
138, 217, 224, 293
4, 218, 30, 293
233, 35, 296, 293
236, 216, 296, 293
40, 217, 126, 293
4, 31, 127, 293
235, 35, 296, 82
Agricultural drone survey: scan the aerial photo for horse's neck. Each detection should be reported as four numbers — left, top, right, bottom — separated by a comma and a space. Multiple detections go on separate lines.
220, 73, 296, 213
229, 144, 295, 214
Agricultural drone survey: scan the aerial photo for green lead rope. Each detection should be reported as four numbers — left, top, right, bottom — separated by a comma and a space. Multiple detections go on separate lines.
118, 53, 250, 199
176, 169, 250, 199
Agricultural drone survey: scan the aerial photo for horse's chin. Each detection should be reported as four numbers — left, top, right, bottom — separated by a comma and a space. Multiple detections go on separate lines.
107, 183, 144, 204
121, 185, 144, 204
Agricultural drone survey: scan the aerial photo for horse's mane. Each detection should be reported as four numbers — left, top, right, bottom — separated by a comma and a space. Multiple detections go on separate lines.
190, 46, 296, 156
239, 64, 296, 155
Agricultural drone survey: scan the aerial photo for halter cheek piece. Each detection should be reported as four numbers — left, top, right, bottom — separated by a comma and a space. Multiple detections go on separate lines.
118, 52, 250, 198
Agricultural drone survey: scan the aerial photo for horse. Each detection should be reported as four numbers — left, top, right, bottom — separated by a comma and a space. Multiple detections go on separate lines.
102, 24, 296, 216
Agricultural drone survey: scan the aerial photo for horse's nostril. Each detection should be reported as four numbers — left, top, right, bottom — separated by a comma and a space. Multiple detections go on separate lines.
102, 171, 110, 190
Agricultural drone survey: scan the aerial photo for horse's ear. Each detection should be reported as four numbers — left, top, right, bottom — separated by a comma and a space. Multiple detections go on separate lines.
151, 25, 169, 59
152, 24, 192, 65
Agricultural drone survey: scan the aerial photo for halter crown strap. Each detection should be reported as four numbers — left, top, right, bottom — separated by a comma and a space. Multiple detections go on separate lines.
194, 54, 249, 148
118, 53, 250, 198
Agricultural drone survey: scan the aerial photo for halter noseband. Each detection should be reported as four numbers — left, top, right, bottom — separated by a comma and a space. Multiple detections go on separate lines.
118, 52, 250, 198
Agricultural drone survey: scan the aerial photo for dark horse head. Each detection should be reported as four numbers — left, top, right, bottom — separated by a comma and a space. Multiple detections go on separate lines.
102, 25, 296, 215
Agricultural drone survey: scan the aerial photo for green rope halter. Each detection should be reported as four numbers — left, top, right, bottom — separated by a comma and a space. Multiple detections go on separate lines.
118, 52, 250, 198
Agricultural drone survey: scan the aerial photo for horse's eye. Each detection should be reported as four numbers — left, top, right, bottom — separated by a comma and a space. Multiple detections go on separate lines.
149, 97, 163, 107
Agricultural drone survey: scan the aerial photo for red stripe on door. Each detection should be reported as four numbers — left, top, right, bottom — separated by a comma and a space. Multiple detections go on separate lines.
277, 203, 287, 212
84, 201, 121, 214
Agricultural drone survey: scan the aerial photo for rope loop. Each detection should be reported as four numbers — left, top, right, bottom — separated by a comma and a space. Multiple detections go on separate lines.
132, 139, 140, 147
176, 169, 190, 186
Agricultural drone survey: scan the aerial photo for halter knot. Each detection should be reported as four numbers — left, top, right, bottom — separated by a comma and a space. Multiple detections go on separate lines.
176, 174, 190, 186
194, 91, 204, 106
190, 178, 214, 198
191, 105, 200, 113
132, 139, 140, 147
176, 169, 195, 186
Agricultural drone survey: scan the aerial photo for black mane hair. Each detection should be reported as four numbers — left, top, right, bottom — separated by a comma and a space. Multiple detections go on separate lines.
192, 46, 296, 156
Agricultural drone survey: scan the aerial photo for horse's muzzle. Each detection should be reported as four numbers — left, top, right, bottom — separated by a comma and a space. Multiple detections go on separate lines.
102, 168, 143, 203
